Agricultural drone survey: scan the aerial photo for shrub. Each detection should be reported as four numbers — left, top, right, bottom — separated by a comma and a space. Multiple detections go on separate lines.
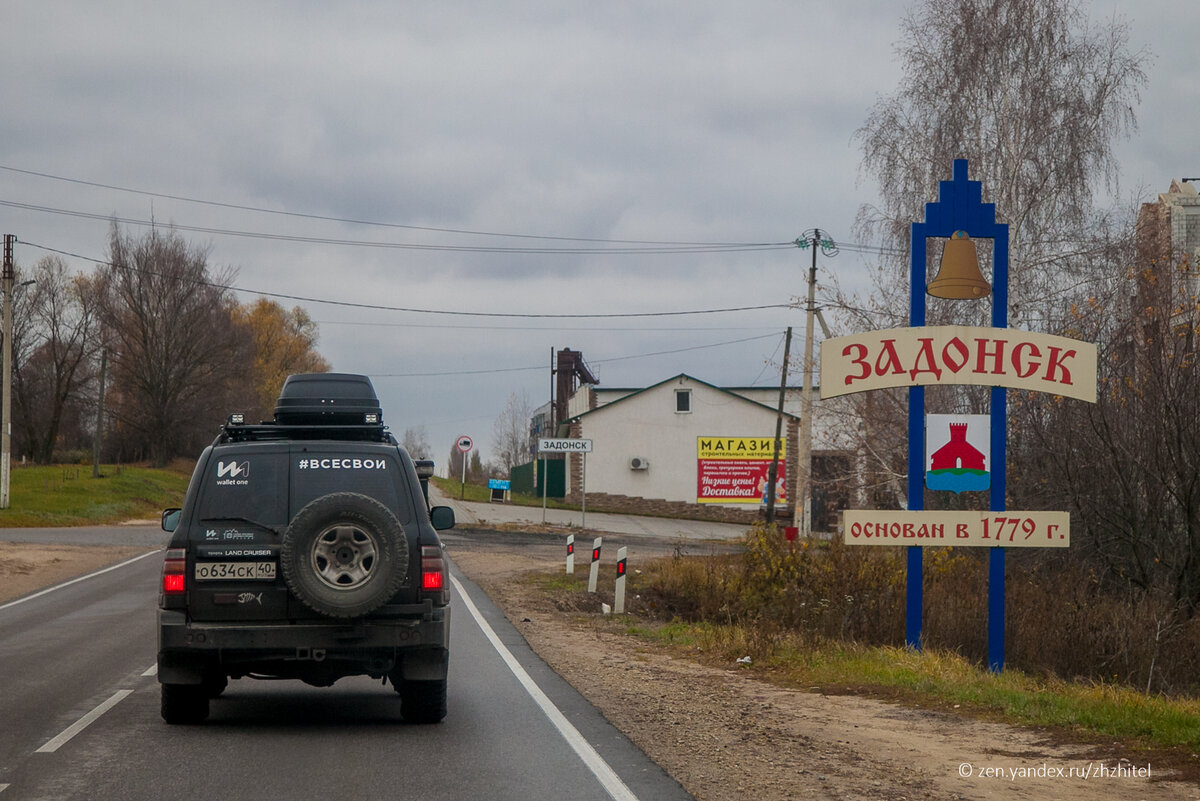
636, 522, 1200, 695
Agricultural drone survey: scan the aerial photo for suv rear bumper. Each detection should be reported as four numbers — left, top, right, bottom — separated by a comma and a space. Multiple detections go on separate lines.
157, 605, 449, 684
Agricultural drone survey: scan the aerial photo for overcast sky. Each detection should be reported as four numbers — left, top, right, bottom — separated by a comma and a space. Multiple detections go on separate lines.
1, 1, 1194, 468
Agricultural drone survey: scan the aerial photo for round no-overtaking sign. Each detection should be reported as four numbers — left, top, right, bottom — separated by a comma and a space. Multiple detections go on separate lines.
456, 435, 473, 453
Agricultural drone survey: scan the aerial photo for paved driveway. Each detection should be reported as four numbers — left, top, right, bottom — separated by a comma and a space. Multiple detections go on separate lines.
431, 485, 749, 542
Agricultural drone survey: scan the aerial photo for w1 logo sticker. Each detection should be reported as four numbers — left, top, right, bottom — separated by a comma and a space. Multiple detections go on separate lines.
217, 461, 250, 479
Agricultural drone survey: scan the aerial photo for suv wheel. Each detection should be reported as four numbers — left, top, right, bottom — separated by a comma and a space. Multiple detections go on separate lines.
281, 492, 409, 618
161, 684, 210, 724
397, 678, 448, 724
203, 672, 229, 699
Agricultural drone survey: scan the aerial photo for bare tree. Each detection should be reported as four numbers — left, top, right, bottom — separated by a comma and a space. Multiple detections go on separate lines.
98, 224, 254, 466
1009, 226, 1200, 619
12, 257, 101, 463
491, 391, 532, 475
400, 425, 432, 459
850, 0, 1146, 325
831, 0, 1148, 508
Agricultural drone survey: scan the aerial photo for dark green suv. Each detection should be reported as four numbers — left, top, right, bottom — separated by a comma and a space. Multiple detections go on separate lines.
157, 373, 454, 724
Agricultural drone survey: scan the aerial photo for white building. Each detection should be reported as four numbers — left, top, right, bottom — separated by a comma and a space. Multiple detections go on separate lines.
560, 374, 804, 523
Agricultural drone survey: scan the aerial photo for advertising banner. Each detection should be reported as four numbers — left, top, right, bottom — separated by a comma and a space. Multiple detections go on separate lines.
696, 437, 786, 504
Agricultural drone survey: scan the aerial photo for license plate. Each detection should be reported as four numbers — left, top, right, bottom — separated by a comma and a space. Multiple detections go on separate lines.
195, 561, 277, 581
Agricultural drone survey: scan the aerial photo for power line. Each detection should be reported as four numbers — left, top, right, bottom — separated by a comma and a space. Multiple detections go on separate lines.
0, 199, 793, 254
18, 239, 793, 319
373, 333, 780, 377
0, 166, 923, 258
315, 319, 782, 332
0, 163, 785, 248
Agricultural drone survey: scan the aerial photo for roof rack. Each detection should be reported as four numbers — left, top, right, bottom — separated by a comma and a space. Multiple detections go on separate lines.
215, 419, 396, 445
212, 373, 399, 445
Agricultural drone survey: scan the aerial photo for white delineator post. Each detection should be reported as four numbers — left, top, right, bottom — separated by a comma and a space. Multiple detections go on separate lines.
587, 536, 602, 593
565, 534, 575, 574
614, 547, 628, 614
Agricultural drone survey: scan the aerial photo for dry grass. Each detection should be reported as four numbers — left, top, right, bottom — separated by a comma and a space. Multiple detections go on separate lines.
586, 522, 1200, 750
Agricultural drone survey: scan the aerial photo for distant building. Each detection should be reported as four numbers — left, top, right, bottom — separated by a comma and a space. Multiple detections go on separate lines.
559, 374, 800, 523
1136, 179, 1200, 322
515, 348, 853, 527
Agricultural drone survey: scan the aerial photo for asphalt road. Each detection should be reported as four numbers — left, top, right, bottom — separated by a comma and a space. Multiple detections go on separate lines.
0, 527, 693, 801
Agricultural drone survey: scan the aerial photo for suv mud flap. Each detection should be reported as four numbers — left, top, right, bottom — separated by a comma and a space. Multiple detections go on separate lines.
399, 648, 449, 681
158, 649, 213, 684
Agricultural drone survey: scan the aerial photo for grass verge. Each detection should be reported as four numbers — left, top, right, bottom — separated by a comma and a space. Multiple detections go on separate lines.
536, 567, 1200, 756
640, 621, 1200, 750
0, 463, 191, 527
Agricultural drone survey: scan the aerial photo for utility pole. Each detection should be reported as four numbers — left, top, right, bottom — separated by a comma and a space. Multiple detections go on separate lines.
764, 327, 792, 525
793, 230, 836, 536
92, 348, 107, 478
2, 235, 14, 509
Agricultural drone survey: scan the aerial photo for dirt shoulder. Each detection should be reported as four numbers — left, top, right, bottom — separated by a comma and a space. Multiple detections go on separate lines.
447, 529, 1199, 801
5, 533, 1197, 800
0, 541, 150, 604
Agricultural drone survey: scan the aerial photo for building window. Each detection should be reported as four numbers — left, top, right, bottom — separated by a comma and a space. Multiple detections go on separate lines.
675, 389, 691, 413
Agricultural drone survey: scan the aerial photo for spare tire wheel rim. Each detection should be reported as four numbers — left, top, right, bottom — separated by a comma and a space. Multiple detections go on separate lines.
311, 523, 378, 590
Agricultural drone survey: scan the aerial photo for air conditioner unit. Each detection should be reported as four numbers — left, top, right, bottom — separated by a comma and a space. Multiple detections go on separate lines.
629, 457, 650, 470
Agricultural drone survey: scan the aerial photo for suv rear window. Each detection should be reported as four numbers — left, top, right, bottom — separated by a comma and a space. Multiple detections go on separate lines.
196, 449, 288, 530
289, 449, 413, 525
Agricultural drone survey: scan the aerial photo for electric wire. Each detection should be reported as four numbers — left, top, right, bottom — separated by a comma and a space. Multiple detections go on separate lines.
0, 163, 784, 248
0, 198, 791, 254
315, 319, 782, 332
0, 165, 905, 256
373, 332, 780, 377
17, 240, 794, 319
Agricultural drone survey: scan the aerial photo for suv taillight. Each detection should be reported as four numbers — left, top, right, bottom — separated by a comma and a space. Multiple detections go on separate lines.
162, 548, 187, 594
420, 546, 447, 593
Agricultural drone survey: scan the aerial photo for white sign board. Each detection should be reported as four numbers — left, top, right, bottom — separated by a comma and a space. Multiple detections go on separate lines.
456, 435, 473, 453
538, 438, 593, 453
843, 510, 1069, 548
820, 325, 1097, 403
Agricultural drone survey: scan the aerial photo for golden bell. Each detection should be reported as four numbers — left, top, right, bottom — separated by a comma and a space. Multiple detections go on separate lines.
928, 230, 991, 299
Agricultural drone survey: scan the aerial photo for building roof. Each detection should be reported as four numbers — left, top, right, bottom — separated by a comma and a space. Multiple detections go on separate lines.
566, 373, 801, 422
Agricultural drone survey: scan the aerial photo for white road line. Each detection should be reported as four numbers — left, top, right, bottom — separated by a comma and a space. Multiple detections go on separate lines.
0, 783, 9, 793
36, 689, 134, 753
450, 574, 640, 801
0, 551, 159, 612
141, 664, 158, 677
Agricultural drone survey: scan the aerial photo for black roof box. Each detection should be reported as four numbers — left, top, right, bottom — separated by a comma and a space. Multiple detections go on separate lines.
273, 373, 383, 425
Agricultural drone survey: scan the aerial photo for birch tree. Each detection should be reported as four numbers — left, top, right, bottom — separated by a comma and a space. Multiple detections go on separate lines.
832, 0, 1148, 508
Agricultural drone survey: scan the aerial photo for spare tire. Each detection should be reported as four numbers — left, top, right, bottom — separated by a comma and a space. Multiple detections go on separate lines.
281, 492, 408, 618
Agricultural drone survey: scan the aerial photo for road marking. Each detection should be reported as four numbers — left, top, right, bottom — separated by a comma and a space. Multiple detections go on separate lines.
450, 574, 640, 801
142, 664, 158, 677
0, 783, 9, 793
36, 690, 134, 754
0, 551, 159, 612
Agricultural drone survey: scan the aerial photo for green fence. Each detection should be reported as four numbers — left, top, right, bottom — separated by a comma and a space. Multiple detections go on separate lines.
510, 458, 565, 498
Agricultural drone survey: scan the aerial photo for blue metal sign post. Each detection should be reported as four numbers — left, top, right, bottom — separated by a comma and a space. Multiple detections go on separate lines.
908, 159, 1009, 671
